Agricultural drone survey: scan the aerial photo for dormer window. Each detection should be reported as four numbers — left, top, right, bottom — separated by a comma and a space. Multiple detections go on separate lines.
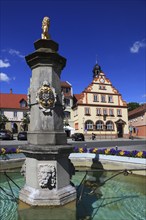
20, 99, 27, 108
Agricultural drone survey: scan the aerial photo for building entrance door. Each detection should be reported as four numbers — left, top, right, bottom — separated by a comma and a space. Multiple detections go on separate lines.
117, 124, 123, 138
13, 123, 18, 133
115, 119, 126, 138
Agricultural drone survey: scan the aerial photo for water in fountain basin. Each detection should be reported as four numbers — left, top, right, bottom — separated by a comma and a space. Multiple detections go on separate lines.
0, 170, 146, 220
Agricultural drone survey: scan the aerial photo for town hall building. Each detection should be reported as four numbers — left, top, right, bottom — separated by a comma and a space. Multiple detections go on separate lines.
72, 64, 129, 139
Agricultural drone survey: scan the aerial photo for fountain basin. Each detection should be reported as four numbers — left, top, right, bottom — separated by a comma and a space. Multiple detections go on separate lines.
0, 153, 146, 220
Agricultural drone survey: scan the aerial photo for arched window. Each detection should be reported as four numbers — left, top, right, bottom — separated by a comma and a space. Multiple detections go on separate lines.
85, 120, 94, 130
106, 121, 114, 131
95, 120, 104, 130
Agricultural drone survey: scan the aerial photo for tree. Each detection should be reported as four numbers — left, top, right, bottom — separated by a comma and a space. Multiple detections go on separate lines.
21, 113, 30, 131
0, 113, 8, 129
127, 102, 140, 112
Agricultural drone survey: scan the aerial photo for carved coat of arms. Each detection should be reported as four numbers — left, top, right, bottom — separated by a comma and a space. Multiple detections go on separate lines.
36, 81, 56, 113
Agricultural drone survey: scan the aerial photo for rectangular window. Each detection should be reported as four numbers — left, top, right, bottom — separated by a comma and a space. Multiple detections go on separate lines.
85, 107, 90, 115
63, 87, 70, 93
75, 123, 78, 130
117, 109, 122, 116
93, 94, 98, 102
96, 122, 103, 130
86, 121, 93, 130
103, 108, 107, 115
106, 123, 114, 130
108, 95, 113, 103
64, 111, 71, 119
101, 95, 106, 102
0, 110, 4, 115
64, 98, 70, 106
109, 109, 114, 116
96, 108, 101, 115
99, 85, 106, 90
13, 111, 17, 117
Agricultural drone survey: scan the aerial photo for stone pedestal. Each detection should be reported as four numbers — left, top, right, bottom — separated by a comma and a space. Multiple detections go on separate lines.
19, 148, 76, 206
26, 39, 67, 146
19, 39, 76, 206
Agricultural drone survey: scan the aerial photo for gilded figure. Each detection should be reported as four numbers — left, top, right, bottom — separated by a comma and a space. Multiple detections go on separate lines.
41, 16, 50, 39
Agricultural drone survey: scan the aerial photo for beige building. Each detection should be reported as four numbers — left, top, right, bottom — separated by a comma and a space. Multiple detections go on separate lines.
128, 104, 146, 138
72, 64, 129, 139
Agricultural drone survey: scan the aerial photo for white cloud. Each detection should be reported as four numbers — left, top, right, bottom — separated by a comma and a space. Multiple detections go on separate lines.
130, 39, 146, 53
8, 49, 24, 58
0, 73, 10, 82
0, 59, 10, 68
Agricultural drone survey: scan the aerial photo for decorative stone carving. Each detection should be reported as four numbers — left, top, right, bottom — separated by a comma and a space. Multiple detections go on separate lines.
38, 164, 56, 189
36, 81, 56, 113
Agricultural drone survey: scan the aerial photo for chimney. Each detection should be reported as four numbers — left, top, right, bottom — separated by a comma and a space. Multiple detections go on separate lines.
10, 88, 13, 94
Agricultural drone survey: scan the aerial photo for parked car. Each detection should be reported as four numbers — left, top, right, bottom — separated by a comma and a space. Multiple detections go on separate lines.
0, 130, 13, 140
71, 133, 85, 141
17, 131, 27, 140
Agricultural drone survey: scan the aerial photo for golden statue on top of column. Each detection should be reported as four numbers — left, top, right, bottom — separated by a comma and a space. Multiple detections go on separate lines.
41, 16, 50, 39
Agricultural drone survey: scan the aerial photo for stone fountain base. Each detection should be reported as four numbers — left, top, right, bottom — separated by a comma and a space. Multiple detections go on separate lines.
19, 184, 76, 206
19, 145, 76, 206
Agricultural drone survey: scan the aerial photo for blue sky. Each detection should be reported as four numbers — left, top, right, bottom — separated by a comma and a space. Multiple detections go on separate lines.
0, 0, 146, 103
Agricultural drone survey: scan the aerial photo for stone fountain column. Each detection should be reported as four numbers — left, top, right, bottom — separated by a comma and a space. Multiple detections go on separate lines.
19, 21, 76, 206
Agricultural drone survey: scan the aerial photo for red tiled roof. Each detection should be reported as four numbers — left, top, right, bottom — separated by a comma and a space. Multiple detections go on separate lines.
0, 93, 28, 109
73, 94, 84, 105
73, 94, 82, 101
60, 81, 71, 88
128, 104, 146, 117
